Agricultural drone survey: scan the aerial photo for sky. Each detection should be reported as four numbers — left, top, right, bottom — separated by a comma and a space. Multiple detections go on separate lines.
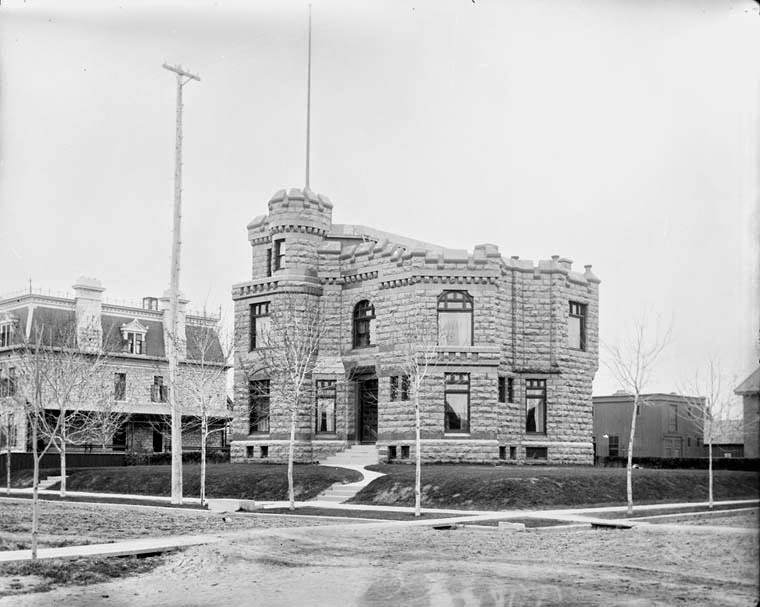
0, 0, 758, 399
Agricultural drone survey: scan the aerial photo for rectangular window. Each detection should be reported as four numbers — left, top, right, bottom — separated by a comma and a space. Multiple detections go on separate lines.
388, 445, 397, 460
260, 445, 269, 458
499, 446, 506, 460
608, 435, 620, 457
444, 373, 470, 433
498, 376, 506, 403
246, 445, 254, 458
525, 379, 546, 434
525, 446, 548, 460
151, 376, 168, 403
266, 248, 272, 277
114, 373, 126, 401
568, 301, 587, 350
509, 446, 517, 460
401, 375, 410, 401
0, 367, 15, 397
250, 302, 271, 350
0, 325, 12, 348
390, 375, 410, 401
126, 332, 144, 355
401, 445, 410, 459
507, 378, 514, 403
437, 291, 473, 347
315, 379, 337, 433
667, 404, 678, 432
273, 239, 284, 271
0, 412, 16, 450
249, 379, 270, 433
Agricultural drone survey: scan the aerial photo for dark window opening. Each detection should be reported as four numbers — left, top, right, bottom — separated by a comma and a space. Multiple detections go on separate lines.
260, 445, 269, 459
390, 375, 398, 401
353, 300, 375, 348
568, 301, 587, 351
152, 428, 163, 453
401, 445, 410, 459
401, 375, 410, 400
266, 248, 272, 277
151, 376, 168, 403
498, 376, 506, 403
0, 367, 16, 397
437, 290, 473, 346
273, 239, 284, 271
112, 424, 127, 451
114, 373, 126, 401
509, 446, 517, 460
525, 446, 547, 460
246, 446, 254, 458
315, 379, 337, 433
250, 302, 271, 350
249, 379, 270, 433
388, 446, 397, 460
444, 373, 470, 433
525, 379, 546, 434
499, 446, 507, 460
507, 378, 514, 403
608, 435, 620, 457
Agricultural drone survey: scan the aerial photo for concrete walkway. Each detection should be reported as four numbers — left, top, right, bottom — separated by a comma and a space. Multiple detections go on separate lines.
0, 534, 217, 564
312, 444, 384, 503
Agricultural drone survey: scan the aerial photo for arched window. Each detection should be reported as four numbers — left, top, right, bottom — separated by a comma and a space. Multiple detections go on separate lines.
353, 300, 375, 348
437, 290, 473, 346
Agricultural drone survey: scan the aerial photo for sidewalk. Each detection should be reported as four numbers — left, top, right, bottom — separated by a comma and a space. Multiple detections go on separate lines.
1, 494, 756, 563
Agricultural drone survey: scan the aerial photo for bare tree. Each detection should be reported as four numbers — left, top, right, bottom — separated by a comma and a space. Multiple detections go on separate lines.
679, 360, 737, 509
175, 317, 232, 507
14, 326, 111, 558
602, 317, 671, 516
391, 318, 438, 517
240, 291, 329, 510
66, 378, 128, 452
1, 363, 19, 495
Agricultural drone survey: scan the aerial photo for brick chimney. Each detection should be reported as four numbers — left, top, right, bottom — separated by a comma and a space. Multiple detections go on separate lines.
159, 290, 189, 361
72, 276, 105, 353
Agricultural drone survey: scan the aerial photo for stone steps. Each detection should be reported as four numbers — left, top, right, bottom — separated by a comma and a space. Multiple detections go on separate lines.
312, 444, 383, 504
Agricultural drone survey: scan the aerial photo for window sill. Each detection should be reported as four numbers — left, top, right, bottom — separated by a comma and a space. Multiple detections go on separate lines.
443, 433, 471, 438
524, 433, 548, 438
314, 433, 338, 438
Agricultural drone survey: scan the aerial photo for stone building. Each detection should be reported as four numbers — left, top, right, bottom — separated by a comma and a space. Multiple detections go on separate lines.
0, 278, 229, 454
232, 188, 600, 465
735, 366, 759, 458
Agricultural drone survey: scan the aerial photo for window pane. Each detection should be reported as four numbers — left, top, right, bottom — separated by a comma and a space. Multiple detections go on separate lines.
316, 397, 335, 432
568, 316, 581, 349
526, 396, 545, 433
438, 312, 471, 346
444, 392, 469, 432
256, 316, 271, 347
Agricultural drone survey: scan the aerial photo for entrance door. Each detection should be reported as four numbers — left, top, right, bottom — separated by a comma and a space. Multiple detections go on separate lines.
358, 378, 378, 443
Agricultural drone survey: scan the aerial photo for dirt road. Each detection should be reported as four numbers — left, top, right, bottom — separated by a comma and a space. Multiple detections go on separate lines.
3, 515, 757, 607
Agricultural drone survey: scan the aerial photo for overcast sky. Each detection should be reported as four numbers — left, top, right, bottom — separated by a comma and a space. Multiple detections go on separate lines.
1, 0, 758, 398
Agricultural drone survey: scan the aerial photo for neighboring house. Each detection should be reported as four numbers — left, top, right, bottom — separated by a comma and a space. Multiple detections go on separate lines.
735, 366, 759, 458
592, 392, 705, 459
706, 418, 744, 458
0, 278, 229, 454
232, 187, 600, 465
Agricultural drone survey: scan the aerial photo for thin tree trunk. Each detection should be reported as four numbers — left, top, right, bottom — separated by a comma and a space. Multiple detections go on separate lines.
708, 440, 713, 509
31, 417, 39, 560
5, 420, 11, 496
59, 433, 67, 498
288, 409, 296, 510
200, 416, 207, 507
626, 395, 638, 517
414, 397, 421, 517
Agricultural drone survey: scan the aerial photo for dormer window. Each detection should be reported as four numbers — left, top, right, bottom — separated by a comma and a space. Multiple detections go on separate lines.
120, 319, 149, 355
127, 332, 144, 354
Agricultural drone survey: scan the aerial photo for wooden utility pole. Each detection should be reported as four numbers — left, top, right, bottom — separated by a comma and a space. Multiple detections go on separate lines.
162, 63, 200, 505
305, 4, 312, 189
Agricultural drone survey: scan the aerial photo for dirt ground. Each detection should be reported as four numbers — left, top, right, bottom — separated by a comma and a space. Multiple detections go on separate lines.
2, 510, 757, 607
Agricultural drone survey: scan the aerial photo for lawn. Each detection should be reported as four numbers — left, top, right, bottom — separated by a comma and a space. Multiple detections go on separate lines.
40, 463, 361, 502
349, 464, 760, 510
